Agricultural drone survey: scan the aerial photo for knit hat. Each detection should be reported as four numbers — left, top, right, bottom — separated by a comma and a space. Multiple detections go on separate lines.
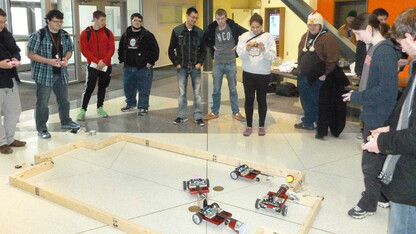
303, 11, 324, 52
307, 11, 324, 26
347, 10, 357, 18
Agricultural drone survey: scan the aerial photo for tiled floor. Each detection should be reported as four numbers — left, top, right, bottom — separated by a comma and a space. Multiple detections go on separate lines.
0, 71, 389, 234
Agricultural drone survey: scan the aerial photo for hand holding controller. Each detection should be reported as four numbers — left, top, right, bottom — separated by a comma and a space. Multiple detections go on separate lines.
60, 60, 68, 66
8, 61, 20, 66
364, 137, 374, 146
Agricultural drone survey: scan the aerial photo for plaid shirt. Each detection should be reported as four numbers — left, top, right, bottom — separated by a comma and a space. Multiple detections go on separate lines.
27, 26, 73, 86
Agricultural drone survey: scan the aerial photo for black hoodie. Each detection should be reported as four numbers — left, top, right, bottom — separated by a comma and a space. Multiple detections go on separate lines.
0, 27, 21, 88
118, 26, 159, 69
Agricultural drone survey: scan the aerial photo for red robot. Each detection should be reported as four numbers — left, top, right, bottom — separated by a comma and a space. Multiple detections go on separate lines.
183, 178, 210, 195
255, 184, 290, 216
192, 201, 247, 233
230, 164, 271, 182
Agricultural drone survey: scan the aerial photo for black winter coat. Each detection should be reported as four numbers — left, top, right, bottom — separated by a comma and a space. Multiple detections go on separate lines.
0, 27, 21, 88
317, 66, 349, 137
379, 61, 416, 206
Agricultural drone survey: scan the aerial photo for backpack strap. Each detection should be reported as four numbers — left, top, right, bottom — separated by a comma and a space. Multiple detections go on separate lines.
86, 26, 110, 41
39, 28, 46, 42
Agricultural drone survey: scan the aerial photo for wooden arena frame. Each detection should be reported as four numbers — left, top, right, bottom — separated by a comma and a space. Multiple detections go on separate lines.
9, 134, 323, 234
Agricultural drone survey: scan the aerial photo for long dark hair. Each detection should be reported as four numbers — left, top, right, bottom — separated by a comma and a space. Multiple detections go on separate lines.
351, 12, 390, 37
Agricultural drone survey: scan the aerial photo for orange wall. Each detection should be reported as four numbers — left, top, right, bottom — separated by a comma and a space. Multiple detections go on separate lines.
317, 0, 416, 25
317, 0, 416, 80
317, 0, 334, 24
368, 0, 416, 26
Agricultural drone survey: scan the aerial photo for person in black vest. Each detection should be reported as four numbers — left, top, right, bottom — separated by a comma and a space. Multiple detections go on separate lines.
0, 8, 26, 153
118, 13, 159, 116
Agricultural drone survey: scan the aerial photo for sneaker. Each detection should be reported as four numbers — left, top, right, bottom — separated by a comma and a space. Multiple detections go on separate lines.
294, 122, 314, 130
38, 130, 51, 139
258, 127, 266, 136
138, 109, 148, 116
203, 112, 218, 120
97, 107, 108, 118
9, 140, 26, 147
360, 191, 390, 208
121, 105, 135, 112
356, 129, 363, 140
173, 117, 188, 125
348, 206, 375, 219
195, 119, 205, 127
233, 112, 246, 121
243, 127, 252, 136
61, 121, 81, 130
0, 144, 13, 154
77, 108, 86, 121
378, 202, 390, 208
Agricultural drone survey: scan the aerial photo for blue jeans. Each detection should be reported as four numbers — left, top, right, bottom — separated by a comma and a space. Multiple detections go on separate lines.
123, 66, 153, 109
298, 74, 323, 128
389, 202, 416, 234
177, 67, 202, 120
211, 63, 239, 115
35, 74, 72, 132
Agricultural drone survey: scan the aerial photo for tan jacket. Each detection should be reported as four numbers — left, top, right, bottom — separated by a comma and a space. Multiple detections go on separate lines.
338, 24, 357, 45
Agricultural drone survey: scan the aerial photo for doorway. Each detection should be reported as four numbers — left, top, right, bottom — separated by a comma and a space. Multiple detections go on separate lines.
264, 8, 285, 59
75, 0, 126, 80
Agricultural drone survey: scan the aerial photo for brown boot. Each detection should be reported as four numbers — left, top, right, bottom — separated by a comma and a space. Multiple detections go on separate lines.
9, 140, 26, 147
0, 144, 13, 154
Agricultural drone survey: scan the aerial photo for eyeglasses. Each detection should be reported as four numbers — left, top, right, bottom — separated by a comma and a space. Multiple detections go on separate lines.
132, 19, 142, 23
0, 20, 7, 25
51, 20, 63, 24
190, 16, 198, 20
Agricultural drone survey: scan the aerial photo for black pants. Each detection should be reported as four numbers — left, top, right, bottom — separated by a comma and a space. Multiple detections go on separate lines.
357, 124, 388, 212
243, 71, 270, 127
81, 65, 112, 110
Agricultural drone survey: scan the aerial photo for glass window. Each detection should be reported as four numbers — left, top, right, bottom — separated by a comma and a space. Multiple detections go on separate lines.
127, 0, 141, 22
35, 8, 42, 31
105, 6, 121, 37
11, 7, 28, 35
16, 42, 30, 65
79, 5, 96, 30
61, 0, 73, 34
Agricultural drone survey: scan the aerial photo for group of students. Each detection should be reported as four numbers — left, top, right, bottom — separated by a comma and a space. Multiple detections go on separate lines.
168, 7, 277, 136
0, 5, 414, 232
287, 7, 415, 233
0, 8, 160, 145
302, 7, 416, 234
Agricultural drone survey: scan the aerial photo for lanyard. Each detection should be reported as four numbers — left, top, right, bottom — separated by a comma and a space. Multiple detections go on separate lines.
48, 30, 61, 59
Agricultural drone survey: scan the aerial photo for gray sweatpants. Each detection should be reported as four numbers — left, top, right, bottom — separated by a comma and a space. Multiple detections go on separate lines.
0, 79, 21, 146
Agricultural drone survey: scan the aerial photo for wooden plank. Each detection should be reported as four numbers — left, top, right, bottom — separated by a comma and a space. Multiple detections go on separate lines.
292, 172, 305, 193
118, 134, 303, 179
9, 176, 159, 234
94, 134, 123, 150
297, 197, 323, 234
34, 140, 88, 164
9, 161, 54, 180
256, 226, 290, 234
